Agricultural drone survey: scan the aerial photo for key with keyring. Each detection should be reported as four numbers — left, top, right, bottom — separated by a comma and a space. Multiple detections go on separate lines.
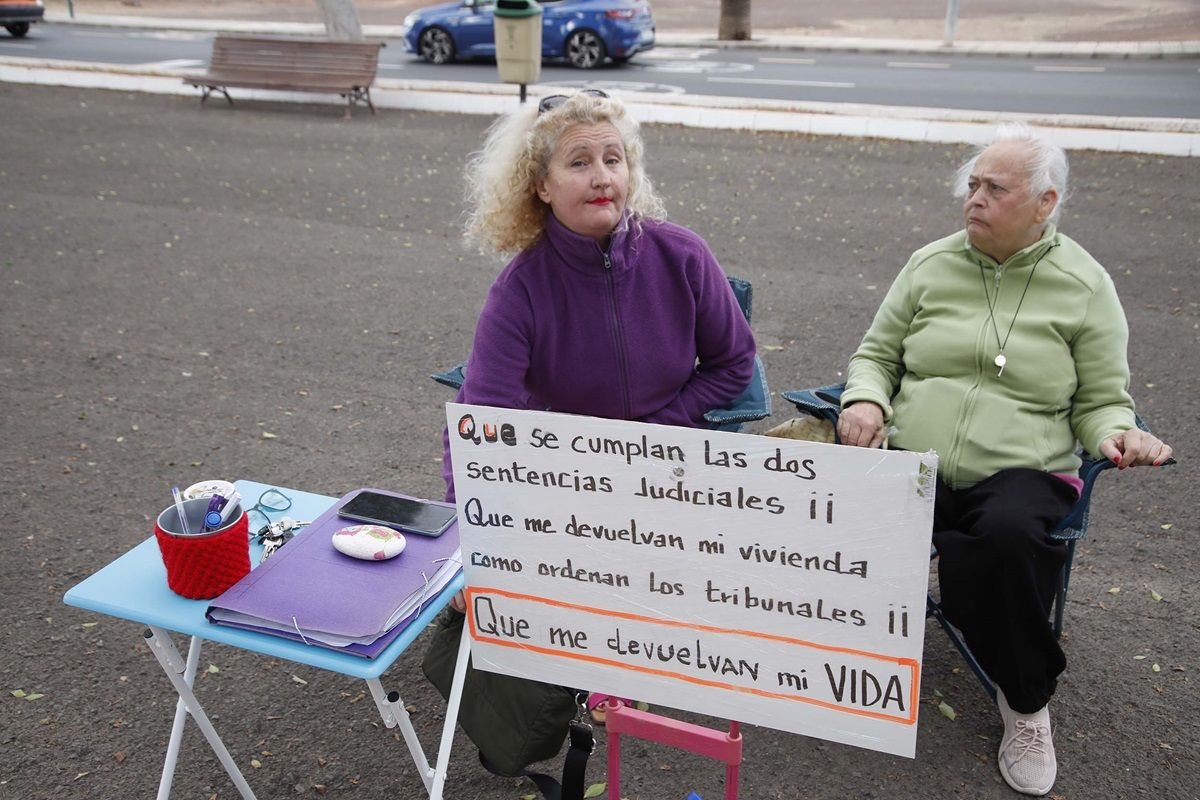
256, 517, 312, 560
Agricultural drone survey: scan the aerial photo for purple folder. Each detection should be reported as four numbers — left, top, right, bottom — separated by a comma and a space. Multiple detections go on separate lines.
206, 488, 461, 659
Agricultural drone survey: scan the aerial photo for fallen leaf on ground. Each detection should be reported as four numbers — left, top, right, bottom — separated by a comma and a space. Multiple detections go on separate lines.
291, 675, 308, 685
583, 784, 606, 799
938, 701, 956, 720
1108, 587, 1121, 594
1150, 590, 1164, 602
207, 664, 220, 674
261, 431, 278, 439
10, 689, 26, 698
25, 693, 44, 701
1161, 523, 1173, 530
1134, 655, 1147, 660
250, 758, 262, 769
1152, 663, 1161, 673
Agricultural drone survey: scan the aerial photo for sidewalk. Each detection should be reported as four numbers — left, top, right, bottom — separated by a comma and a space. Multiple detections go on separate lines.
41, 0, 1200, 45
41, 8, 1200, 59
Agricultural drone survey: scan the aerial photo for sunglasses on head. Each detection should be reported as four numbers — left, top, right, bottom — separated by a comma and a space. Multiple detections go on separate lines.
537, 88, 610, 115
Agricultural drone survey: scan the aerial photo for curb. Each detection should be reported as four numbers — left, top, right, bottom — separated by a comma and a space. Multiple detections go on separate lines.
2, 56, 1197, 157
42, 11, 1200, 59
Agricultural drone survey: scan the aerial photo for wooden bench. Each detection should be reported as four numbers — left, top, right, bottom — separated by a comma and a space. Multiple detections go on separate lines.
184, 35, 386, 119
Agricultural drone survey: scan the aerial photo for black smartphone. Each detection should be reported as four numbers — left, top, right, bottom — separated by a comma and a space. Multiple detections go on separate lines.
337, 491, 456, 537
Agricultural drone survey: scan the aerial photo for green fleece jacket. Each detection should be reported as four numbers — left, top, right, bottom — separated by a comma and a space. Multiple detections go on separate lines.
843, 225, 1136, 490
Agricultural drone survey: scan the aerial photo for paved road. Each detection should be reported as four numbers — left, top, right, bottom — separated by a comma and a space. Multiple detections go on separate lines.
5, 23, 1199, 117
1, 81, 1196, 800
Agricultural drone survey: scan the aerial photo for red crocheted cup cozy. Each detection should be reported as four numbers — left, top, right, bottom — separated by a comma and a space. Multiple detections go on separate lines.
154, 503, 250, 600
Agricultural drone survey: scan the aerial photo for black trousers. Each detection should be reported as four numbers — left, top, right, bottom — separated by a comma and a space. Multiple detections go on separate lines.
933, 468, 1077, 713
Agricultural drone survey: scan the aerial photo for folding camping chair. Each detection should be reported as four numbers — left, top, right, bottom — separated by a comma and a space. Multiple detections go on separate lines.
431, 277, 772, 432
780, 382, 1173, 700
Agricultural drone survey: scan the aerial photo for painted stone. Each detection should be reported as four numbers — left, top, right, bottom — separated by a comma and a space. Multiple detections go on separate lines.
332, 524, 407, 561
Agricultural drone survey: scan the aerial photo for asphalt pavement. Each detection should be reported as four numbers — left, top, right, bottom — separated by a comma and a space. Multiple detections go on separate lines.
1, 81, 1196, 800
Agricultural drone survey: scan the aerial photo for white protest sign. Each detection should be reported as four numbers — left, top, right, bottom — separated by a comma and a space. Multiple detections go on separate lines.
446, 403, 937, 757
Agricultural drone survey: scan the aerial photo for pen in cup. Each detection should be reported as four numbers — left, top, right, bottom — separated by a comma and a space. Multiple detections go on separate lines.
171, 486, 191, 535
218, 491, 242, 527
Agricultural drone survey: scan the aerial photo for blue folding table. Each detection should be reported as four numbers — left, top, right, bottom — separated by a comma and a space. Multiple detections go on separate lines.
63, 479, 471, 800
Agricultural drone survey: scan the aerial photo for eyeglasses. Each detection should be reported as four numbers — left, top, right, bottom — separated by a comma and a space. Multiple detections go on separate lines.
245, 487, 292, 534
537, 88, 609, 115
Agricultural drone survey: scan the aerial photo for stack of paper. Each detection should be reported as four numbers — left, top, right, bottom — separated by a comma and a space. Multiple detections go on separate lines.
206, 489, 461, 659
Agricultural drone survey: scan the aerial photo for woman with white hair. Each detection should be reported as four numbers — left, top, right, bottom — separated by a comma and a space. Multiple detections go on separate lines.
836, 123, 1171, 796
441, 90, 756, 718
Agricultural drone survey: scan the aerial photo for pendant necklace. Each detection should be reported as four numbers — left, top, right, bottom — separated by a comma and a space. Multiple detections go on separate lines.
978, 245, 1051, 377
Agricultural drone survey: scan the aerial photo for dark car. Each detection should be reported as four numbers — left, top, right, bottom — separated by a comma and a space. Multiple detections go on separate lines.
1, 0, 43, 37
400, 0, 655, 69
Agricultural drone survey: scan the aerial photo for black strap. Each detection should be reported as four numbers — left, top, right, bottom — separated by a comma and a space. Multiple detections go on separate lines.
478, 719, 595, 800
560, 720, 595, 800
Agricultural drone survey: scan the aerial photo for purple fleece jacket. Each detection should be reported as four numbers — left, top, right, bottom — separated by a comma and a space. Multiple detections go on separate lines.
443, 212, 756, 500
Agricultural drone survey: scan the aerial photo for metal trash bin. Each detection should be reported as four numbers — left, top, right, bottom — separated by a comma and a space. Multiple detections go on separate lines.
493, 0, 542, 86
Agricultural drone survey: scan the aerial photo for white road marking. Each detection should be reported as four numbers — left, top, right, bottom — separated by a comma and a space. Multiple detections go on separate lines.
1033, 64, 1106, 73
131, 58, 203, 70
886, 61, 951, 69
708, 76, 855, 89
637, 47, 718, 60
541, 79, 686, 95
759, 56, 817, 65
70, 29, 207, 41
637, 59, 753, 74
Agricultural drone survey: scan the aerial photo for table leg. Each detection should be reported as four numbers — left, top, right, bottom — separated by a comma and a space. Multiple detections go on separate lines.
157, 635, 202, 800
428, 623, 472, 800
365, 678, 434, 792
143, 627, 257, 800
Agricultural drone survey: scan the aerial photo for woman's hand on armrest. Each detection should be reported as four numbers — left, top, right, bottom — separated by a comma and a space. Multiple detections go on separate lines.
1099, 428, 1173, 468
838, 401, 887, 449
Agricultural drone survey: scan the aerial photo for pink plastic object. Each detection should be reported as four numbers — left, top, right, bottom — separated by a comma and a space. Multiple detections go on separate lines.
604, 700, 742, 800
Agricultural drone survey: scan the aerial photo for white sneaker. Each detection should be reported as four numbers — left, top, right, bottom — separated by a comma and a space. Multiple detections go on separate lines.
996, 690, 1057, 796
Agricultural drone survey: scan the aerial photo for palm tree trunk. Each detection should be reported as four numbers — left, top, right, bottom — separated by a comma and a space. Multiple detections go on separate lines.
718, 0, 752, 41
313, 0, 363, 41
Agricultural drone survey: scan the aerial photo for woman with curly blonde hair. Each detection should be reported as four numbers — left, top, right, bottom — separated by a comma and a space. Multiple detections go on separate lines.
463, 89, 666, 254
441, 90, 757, 717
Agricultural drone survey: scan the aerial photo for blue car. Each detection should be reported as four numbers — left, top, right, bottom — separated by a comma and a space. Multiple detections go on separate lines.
401, 0, 655, 70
